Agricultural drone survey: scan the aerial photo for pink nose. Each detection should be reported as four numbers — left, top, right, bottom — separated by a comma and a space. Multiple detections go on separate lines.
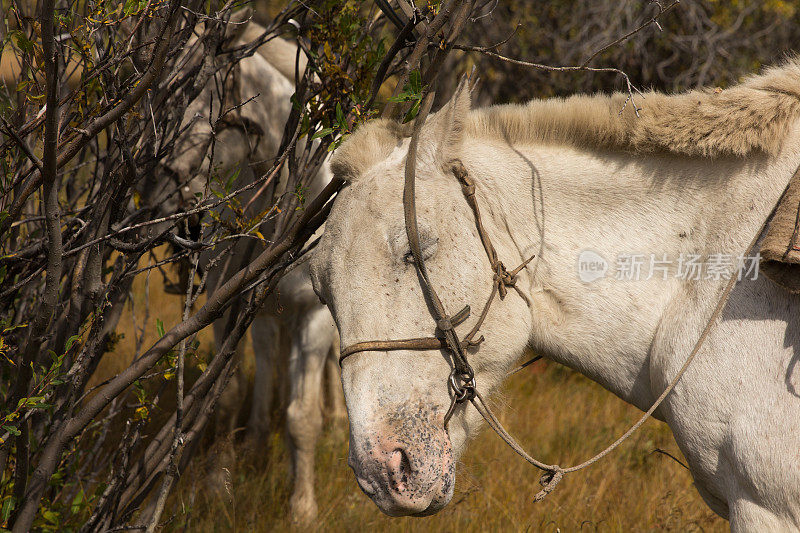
349, 435, 453, 516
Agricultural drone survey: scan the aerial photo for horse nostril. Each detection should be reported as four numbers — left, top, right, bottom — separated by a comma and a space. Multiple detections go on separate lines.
387, 448, 412, 492
387, 448, 403, 472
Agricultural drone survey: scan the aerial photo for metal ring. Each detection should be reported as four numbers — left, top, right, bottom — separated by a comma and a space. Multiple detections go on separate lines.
449, 369, 476, 402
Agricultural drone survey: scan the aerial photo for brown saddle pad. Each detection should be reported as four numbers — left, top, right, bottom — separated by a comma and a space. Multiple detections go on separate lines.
761, 167, 800, 292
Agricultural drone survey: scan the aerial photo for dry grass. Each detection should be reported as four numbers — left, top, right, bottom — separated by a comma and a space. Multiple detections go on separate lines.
96, 258, 725, 532
161, 363, 725, 532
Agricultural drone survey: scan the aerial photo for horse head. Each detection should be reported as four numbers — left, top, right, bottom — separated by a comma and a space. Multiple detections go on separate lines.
309, 83, 535, 515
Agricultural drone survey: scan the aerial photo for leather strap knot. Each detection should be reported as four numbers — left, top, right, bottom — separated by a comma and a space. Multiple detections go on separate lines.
436, 317, 453, 331
449, 370, 476, 402
493, 262, 517, 298
452, 160, 476, 198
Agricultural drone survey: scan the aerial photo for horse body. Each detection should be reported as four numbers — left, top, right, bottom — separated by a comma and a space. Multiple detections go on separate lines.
490, 141, 800, 527
310, 63, 800, 529
259, 254, 341, 519
156, 13, 341, 523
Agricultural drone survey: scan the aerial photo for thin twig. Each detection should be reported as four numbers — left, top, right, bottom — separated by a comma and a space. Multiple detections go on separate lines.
0, 116, 43, 172
651, 448, 690, 470
451, 44, 645, 115
581, 0, 680, 67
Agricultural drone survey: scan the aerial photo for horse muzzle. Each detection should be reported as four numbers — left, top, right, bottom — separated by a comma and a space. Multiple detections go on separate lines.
348, 408, 455, 516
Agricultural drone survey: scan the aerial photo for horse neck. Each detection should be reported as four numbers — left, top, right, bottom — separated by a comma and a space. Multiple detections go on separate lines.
464, 136, 800, 409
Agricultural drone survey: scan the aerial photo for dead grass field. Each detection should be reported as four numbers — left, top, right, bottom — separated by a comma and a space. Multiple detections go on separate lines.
98, 260, 726, 532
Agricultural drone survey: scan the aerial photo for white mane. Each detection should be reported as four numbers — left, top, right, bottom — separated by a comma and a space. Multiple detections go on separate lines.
332, 58, 800, 181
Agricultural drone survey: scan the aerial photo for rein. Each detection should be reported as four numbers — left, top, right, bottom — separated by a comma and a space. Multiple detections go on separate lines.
339, 87, 796, 502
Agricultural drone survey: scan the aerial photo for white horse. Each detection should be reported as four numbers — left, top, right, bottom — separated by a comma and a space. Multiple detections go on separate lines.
158, 12, 342, 523
309, 62, 800, 530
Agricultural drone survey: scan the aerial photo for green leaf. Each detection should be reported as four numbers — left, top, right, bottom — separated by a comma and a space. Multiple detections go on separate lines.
70, 489, 84, 515
1, 497, 15, 524
335, 102, 345, 127
156, 319, 165, 338
65, 334, 80, 352
386, 94, 413, 103
328, 133, 349, 152
311, 128, 335, 140
10, 31, 34, 55
2, 424, 20, 436
42, 509, 59, 524
402, 99, 422, 124
409, 70, 422, 95
225, 167, 240, 193
24, 396, 46, 408
123, 0, 141, 16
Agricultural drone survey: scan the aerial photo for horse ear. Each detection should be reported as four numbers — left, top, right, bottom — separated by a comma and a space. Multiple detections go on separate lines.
428, 77, 473, 165
223, 7, 253, 44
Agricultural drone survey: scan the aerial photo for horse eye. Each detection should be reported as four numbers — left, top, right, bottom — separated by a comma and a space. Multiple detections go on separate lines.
402, 237, 438, 264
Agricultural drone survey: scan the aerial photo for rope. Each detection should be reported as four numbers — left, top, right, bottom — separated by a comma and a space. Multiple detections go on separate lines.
465, 171, 794, 499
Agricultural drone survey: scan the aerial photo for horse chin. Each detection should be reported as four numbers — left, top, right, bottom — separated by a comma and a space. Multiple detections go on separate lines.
411, 480, 455, 516
365, 459, 456, 517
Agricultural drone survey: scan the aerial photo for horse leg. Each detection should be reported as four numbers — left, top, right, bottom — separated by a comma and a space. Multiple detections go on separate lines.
286, 308, 330, 524
246, 312, 278, 445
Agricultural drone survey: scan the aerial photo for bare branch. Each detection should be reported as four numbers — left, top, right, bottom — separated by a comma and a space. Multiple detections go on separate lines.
581, 0, 680, 67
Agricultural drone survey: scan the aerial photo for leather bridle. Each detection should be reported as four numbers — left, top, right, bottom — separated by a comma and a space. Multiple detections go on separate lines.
338, 92, 535, 425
